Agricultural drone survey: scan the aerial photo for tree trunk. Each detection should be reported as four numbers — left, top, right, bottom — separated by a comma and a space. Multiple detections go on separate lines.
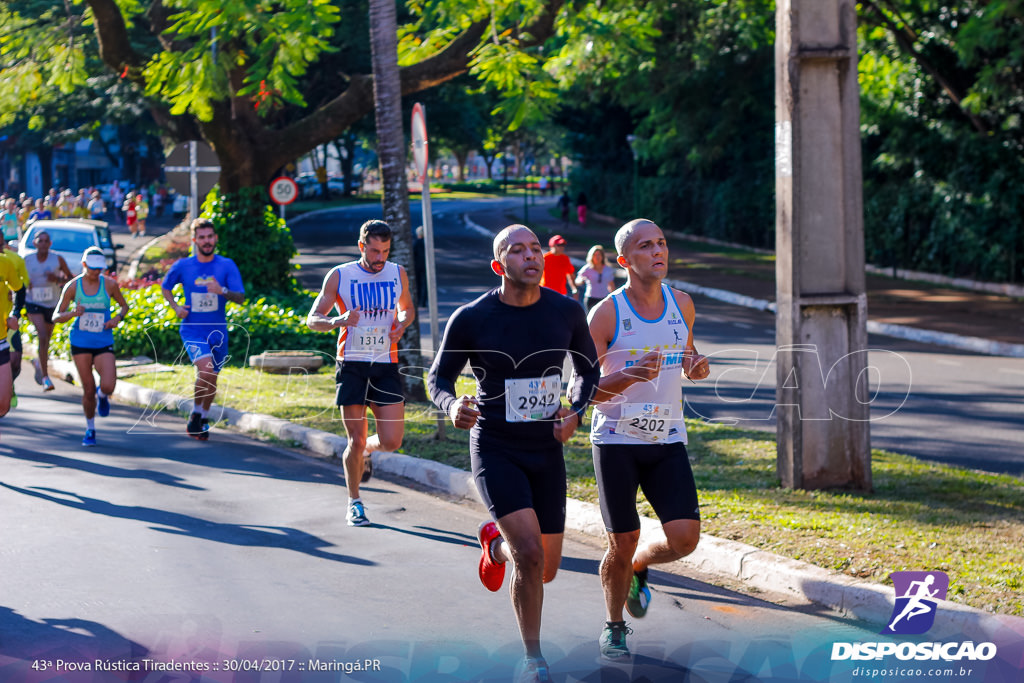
369, 0, 426, 401
454, 148, 468, 181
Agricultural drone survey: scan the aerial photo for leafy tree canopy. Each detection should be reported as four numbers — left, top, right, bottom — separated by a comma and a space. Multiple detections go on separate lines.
0, 0, 661, 191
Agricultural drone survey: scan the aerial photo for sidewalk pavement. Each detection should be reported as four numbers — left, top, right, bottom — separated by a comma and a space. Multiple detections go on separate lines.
464, 200, 1024, 358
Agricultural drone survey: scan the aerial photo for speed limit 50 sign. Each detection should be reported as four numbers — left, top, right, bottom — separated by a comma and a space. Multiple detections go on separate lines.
269, 177, 299, 205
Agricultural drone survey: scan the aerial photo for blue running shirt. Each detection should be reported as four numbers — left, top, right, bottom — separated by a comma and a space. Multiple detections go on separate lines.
161, 255, 244, 336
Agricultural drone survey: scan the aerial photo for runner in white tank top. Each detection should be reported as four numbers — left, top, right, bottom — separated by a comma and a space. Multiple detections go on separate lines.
306, 219, 414, 527
23, 230, 72, 390
584, 219, 710, 661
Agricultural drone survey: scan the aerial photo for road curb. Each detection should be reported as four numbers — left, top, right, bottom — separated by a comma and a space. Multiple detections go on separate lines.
49, 361, 1014, 642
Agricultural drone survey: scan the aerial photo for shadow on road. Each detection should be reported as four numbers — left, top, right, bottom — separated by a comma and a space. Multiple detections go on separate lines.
0, 483, 373, 565
0, 606, 148, 665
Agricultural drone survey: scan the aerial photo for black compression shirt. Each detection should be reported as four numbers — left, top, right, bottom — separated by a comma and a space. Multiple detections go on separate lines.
428, 287, 599, 447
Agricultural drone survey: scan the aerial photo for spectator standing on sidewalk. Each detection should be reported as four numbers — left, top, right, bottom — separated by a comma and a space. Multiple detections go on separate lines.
576, 244, 616, 311
539, 235, 577, 299
557, 191, 570, 229
576, 191, 588, 228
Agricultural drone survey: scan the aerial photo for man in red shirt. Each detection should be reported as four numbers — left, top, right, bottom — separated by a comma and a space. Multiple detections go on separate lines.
540, 235, 577, 298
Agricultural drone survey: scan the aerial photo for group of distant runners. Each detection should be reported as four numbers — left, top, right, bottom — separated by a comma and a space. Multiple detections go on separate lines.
2, 210, 710, 682
0, 218, 242, 447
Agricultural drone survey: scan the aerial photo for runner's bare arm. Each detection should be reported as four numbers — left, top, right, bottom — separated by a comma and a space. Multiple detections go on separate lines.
56, 255, 73, 283
306, 268, 359, 331
586, 297, 662, 404
389, 266, 416, 342
204, 277, 244, 305
105, 278, 130, 329
160, 284, 189, 319
51, 281, 81, 324
672, 289, 709, 380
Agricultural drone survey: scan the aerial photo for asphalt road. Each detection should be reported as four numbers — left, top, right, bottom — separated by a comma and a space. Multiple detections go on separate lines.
1, 379, 884, 682
292, 199, 1024, 476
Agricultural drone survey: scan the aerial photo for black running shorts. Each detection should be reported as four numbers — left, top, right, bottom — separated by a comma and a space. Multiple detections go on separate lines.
70, 344, 115, 358
335, 360, 405, 407
25, 303, 56, 319
593, 441, 701, 533
471, 433, 567, 535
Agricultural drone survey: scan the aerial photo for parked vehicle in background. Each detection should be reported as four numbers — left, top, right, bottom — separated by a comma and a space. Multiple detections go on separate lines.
17, 219, 121, 275
172, 194, 190, 217
296, 174, 320, 199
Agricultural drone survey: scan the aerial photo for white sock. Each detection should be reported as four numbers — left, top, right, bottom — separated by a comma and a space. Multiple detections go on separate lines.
348, 497, 362, 506
198, 406, 208, 418
86, 418, 95, 430
489, 537, 505, 563
97, 388, 107, 399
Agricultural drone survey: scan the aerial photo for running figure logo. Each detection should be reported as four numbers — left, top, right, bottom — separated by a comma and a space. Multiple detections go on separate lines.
881, 571, 949, 635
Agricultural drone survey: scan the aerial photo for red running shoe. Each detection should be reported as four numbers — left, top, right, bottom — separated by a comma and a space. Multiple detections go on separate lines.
477, 520, 506, 592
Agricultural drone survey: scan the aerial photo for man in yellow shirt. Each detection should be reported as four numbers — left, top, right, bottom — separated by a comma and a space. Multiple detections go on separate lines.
0, 240, 30, 405
0, 245, 26, 420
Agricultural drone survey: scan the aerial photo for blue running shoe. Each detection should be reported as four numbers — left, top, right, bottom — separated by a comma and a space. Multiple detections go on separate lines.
82, 429, 97, 447
515, 656, 551, 683
96, 389, 110, 417
346, 500, 370, 527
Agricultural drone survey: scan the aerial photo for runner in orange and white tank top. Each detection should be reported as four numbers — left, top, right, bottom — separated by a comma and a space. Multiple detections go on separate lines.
332, 258, 403, 363
307, 219, 415, 527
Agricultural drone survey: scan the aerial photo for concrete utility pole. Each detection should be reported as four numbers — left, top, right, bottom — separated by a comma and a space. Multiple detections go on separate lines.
775, 0, 871, 490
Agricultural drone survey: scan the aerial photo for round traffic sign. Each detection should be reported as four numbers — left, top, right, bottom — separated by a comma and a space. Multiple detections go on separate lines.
411, 103, 429, 181
269, 176, 299, 205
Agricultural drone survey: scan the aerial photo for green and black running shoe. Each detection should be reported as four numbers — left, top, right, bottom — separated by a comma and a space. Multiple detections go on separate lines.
625, 568, 651, 618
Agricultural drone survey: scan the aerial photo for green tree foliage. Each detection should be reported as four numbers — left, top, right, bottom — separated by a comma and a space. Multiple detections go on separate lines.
859, 0, 1024, 282
561, 0, 776, 247
202, 187, 298, 293
557, 0, 1023, 282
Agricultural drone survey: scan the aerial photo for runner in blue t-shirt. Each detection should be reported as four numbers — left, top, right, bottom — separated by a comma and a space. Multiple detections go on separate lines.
160, 218, 245, 440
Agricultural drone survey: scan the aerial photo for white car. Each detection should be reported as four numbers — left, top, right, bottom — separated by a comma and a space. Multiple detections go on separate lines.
17, 219, 121, 275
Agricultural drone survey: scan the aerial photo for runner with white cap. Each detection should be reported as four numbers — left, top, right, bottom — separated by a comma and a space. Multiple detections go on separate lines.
52, 247, 130, 446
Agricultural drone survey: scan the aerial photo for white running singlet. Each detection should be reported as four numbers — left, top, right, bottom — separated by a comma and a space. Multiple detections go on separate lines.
591, 284, 689, 445
331, 260, 403, 363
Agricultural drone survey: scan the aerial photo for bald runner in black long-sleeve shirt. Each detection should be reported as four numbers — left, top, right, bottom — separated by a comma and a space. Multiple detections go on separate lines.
427, 225, 599, 683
